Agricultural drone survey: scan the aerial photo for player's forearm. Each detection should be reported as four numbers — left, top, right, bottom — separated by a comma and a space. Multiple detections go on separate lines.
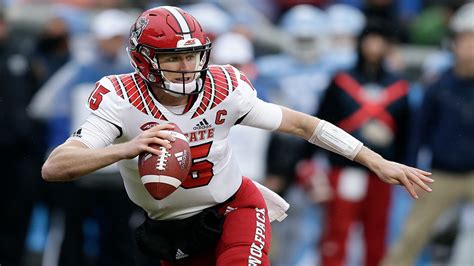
42, 141, 126, 181
277, 107, 319, 139
279, 107, 364, 161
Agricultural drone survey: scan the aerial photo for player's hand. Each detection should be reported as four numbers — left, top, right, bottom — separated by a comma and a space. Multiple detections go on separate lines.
118, 123, 176, 159
371, 159, 433, 199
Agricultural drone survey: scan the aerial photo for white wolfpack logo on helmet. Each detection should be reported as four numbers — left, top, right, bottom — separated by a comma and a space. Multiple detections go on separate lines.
130, 16, 149, 49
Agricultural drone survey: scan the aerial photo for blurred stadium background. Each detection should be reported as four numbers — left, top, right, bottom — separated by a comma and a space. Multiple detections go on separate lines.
0, 0, 472, 266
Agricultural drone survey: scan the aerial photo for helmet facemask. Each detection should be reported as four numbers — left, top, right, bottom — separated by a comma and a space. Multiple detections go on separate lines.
130, 40, 211, 96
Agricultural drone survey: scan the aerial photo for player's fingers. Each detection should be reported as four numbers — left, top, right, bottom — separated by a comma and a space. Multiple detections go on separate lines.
399, 174, 418, 199
144, 130, 176, 142
156, 123, 176, 130
149, 138, 172, 149
411, 168, 435, 183
141, 130, 159, 139
407, 169, 432, 192
165, 123, 176, 129
410, 167, 432, 177
155, 131, 177, 142
416, 174, 435, 183
143, 145, 162, 156
404, 165, 434, 183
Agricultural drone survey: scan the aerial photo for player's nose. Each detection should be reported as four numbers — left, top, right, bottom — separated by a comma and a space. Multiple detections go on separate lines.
178, 58, 195, 71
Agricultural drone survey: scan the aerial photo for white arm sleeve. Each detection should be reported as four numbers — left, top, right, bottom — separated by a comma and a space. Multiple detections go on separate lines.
239, 99, 283, 131
67, 114, 121, 149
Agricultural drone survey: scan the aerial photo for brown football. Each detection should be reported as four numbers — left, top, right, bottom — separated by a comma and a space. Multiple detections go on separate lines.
138, 126, 191, 200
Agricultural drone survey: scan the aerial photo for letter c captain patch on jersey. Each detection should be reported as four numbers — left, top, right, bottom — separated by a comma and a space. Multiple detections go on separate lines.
216, 110, 227, 125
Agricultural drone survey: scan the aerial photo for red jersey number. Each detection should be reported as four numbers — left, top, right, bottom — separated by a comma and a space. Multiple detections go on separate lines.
181, 142, 214, 189
89, 85, 110, 110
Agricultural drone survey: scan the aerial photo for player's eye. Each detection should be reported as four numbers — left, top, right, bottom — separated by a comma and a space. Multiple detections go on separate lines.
166, 56, 179, 62
185, 54, 196, 61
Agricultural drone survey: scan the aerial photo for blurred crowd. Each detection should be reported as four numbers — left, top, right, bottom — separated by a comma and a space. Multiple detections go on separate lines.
0, 0, 473, 266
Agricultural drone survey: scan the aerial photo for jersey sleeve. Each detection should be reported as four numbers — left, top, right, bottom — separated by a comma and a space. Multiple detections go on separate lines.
239, 99, 282, 130
85, 76, 124, 129
68, 113, 121, 149
232, 68, 259, 119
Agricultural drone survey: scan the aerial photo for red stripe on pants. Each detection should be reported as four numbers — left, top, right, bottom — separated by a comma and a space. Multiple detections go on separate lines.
162, 177, 271, 266
321, 168, 391, 266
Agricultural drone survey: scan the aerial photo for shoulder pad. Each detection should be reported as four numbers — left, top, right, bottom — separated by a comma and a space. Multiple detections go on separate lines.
208, 64, 255, 92
190, 65, 257, 118
103, 73, 168, 121
85, 76, 125, 127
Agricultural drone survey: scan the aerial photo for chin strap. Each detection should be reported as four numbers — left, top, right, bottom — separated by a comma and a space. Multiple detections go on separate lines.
163, 79, 201, 95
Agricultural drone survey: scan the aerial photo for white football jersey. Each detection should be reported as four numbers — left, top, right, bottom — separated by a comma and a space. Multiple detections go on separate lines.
76, 65, 258, 220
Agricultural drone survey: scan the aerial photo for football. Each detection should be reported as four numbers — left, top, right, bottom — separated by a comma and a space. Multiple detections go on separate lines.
138, 126, 192, 200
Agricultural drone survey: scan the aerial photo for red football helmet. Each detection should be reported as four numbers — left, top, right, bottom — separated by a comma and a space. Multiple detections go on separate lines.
128, 6, 212, 95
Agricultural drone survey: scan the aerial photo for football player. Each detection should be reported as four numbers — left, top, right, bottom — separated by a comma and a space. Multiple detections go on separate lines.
41, 6, 433, 266
383, 3, 474, 265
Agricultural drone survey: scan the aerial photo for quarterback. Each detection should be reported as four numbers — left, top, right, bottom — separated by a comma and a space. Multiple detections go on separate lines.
42, 6, 433, 266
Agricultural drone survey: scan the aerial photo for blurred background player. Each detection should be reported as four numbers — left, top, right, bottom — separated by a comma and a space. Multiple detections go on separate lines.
383, 2, 474, 265
256, 5, 332, 265
301, 18, 411, 266
258, 4, 331, 195
0, 10, 44, 266
32, 15, 71, 86
212, 32, 271, 183
321, 4, 366, 72
28, 9, 141, 266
